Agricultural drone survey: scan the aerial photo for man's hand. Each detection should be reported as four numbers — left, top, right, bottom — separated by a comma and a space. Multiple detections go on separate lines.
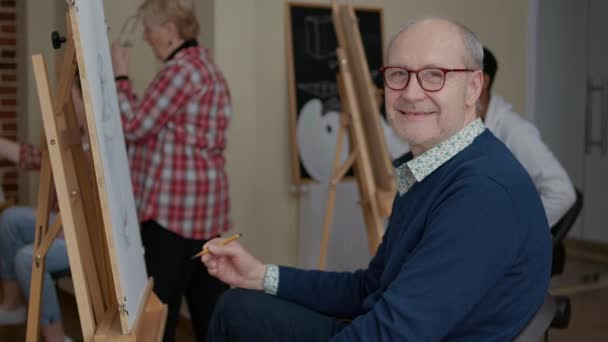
111, 42, 130, 76
201, 239, 267, 291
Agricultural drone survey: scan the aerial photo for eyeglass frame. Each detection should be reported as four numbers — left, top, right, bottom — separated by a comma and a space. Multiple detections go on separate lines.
380, 66, 477, 92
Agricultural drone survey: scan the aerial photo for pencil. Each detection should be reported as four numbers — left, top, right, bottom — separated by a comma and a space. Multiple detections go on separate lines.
191, 233, 242, 259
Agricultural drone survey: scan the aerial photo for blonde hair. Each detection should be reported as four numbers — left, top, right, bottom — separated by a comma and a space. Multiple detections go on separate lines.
138, 0, 200, 40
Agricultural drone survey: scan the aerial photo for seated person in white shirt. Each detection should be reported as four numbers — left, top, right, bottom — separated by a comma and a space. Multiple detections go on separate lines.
478, 46, 576, 227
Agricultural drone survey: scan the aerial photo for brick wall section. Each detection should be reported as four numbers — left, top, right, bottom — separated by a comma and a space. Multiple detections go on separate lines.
0, 0, 17, 201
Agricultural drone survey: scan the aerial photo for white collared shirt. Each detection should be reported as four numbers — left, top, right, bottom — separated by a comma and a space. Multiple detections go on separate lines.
484, 95, 576, 227
395, 118, 486, 196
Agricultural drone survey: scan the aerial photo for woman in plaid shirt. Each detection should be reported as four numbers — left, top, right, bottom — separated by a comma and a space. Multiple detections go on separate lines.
111, 1, 231, 341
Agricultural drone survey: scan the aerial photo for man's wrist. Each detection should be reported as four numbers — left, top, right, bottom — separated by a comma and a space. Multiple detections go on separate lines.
262, 264, 279, 295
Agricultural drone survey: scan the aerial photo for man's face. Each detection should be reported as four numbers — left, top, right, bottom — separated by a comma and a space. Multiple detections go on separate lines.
385, 20, 483, 156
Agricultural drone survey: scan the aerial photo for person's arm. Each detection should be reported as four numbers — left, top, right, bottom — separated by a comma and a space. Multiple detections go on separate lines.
0, 137, 41, 171
202, 231, 388, 318
115, 63, 194, 142
331, 177, 549, 341
17, 143, 42, 170
0, 136, 20, 163
503, 123, 576, 227
273, 238, 386, 318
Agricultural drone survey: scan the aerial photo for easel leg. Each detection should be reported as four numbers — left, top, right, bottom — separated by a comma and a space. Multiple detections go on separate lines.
319, 118, 349, 270
27, 262, 45, 342
26, 150, 55, 342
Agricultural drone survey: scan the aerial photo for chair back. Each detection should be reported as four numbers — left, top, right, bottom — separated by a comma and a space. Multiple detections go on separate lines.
551, 189, 583, 244
513, 294, 557, 342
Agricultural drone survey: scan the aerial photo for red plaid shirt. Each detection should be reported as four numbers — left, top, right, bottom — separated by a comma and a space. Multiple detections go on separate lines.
116, 42, 231, 240
18, 143, 42, 171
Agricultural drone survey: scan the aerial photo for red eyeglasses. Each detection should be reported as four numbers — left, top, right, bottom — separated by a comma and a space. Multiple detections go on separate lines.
380, 66, 476, 92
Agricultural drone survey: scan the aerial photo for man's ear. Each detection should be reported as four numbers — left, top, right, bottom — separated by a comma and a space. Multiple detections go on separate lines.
483, 74, 491, 92
466, 70, 484, 108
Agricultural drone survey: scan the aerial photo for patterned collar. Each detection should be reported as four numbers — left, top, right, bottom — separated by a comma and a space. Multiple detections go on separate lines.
394, 118, 486, 196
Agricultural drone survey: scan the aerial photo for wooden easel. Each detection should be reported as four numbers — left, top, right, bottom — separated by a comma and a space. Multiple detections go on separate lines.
25, 6, 166, 342
318, 0, 396, 269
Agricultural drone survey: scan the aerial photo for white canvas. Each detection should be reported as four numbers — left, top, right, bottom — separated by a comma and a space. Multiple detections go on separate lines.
72, 0, 147, 331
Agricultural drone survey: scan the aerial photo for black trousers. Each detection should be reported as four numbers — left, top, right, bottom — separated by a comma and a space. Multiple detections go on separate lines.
207, 288, 349, 342
141, 220, 228, 342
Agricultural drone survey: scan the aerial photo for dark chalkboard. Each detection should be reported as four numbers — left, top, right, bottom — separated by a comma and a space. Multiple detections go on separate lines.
287, 3, 384, 184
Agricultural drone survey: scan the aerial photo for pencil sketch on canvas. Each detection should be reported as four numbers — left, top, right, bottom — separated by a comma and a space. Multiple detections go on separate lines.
73, 0, 146, 330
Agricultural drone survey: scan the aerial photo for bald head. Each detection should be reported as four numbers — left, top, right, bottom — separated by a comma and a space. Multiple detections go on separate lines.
387, 18, 483, 70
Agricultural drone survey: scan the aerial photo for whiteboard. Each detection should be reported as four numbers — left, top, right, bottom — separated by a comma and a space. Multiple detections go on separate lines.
72, 0, 147, 332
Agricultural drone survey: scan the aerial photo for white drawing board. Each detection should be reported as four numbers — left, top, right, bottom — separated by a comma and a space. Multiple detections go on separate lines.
72, 0, 147, 331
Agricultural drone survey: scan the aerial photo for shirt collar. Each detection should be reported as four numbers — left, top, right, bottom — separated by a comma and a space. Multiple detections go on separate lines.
165, 39, 198, 62
395, 118, 486, 196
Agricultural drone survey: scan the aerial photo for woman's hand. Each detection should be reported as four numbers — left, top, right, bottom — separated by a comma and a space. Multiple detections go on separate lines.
201, 240, 267, 291
111, 42, 130, 76
0, 137, 20, 163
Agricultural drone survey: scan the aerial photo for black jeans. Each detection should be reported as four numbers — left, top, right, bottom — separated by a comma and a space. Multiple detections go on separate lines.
207, 288, 349, 342
141, 220, 228, 342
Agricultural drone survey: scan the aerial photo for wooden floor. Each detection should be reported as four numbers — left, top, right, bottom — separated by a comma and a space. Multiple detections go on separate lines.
547, 257, 608, 342
0, 290, 195, 341
1, 257, 608, 341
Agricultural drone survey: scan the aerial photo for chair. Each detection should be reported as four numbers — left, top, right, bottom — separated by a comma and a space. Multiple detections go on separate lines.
548, 188, 583, 331
513, 294, 557, 342
51, 269, 71, 280
550, 189, 583, 276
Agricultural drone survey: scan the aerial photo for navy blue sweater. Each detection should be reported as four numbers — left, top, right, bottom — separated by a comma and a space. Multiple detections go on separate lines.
278, 131, 552, 341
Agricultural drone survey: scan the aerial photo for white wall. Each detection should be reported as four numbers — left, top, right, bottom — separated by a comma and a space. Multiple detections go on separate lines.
530, 0, 585, 239
532, 0, 586, 188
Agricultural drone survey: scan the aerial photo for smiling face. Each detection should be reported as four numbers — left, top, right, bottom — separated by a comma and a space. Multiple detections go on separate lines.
385, 19, 483, 156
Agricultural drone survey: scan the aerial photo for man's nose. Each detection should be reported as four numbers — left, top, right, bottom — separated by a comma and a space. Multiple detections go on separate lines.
400, 75, 426, 101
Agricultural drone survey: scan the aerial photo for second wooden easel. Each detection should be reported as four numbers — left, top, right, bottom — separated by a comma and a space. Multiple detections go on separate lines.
318, 0, 396, 269
26, 5, 166, 342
